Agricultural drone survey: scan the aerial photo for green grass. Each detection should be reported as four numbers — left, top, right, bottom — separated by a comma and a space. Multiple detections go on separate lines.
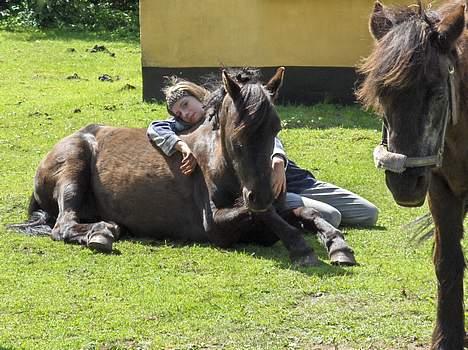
0, 29, 464, 350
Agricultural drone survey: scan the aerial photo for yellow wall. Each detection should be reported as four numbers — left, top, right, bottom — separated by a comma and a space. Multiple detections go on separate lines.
140, 0, 410, 68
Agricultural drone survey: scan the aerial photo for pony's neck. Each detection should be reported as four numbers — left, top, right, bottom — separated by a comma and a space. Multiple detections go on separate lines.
184, 119, 240, 197
460, 33, 468, 126
451, 32, 468, 133
445, 33, 468, 162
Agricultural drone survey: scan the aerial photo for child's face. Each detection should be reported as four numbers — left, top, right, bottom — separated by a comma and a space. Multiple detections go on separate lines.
172, 96, 205, 124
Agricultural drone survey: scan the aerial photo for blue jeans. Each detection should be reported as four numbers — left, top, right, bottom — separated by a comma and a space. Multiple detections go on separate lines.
285, 180, 379, 228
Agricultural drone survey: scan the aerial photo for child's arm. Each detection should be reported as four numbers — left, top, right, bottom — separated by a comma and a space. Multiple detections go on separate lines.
147, 118, 197, 175
271, 137, 288, 198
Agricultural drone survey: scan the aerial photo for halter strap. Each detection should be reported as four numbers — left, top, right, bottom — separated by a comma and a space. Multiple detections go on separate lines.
374, 65, 456, 173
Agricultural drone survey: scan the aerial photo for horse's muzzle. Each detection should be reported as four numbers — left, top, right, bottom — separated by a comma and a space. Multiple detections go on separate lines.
385, 168, 430, 207
249, 207, 270, 213
242, 187, 273, 212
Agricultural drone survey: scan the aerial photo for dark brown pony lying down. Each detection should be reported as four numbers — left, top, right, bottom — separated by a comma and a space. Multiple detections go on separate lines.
10, 68, 356, 267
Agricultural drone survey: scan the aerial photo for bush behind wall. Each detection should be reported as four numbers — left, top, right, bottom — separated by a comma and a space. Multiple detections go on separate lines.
0, 0, 139, 33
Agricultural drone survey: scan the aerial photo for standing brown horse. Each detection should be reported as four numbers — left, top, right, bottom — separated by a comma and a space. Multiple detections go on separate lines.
358, 1, 467, 349
10, 68, 356, 267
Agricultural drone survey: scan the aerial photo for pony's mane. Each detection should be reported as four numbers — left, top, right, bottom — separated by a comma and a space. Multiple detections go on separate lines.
356, 2, 459, 112
202, 68, 272, 132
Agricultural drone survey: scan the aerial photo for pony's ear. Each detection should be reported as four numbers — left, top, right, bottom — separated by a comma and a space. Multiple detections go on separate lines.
222, 70, 241, 101
265, 67, 285, 102
436, 4, 465, 52
370, 1, 393, 40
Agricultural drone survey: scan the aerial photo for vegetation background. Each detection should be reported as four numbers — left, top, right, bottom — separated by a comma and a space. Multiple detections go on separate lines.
0, 2, 465, 350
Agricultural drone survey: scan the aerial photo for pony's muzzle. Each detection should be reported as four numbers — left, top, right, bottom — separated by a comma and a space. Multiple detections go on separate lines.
242, 187, 272, 212
385, 168, 429, 207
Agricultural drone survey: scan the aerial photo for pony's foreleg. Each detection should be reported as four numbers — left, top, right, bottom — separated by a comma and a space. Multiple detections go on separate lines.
290, 207, 357, 266
208, 206, 253, 248
428, 174, 465, 350
256, 208, 319, 267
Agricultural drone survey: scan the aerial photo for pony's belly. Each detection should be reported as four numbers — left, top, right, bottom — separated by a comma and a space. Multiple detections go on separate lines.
92, 175, 207, 239
92, 167, 207, 240
114, 194, 207, 240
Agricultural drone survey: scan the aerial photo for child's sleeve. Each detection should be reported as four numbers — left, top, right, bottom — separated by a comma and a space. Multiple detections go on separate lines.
272, 137, 289, 168
147, 118, 182, 156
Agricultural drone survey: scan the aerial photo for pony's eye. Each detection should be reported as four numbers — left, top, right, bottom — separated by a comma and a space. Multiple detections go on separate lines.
233, 143, 243, 153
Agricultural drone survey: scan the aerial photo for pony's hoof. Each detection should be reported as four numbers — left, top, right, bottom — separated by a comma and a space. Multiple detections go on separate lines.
327, 238, 357, 266
330, 249, 357, 266
293, 253, 320, 267
87, 233, 113, 253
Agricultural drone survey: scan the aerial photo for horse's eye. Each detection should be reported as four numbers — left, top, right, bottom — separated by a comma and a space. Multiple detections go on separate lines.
233, 143, 243, 153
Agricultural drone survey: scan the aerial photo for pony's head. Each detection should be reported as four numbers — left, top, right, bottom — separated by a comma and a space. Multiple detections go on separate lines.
218, 67, 284, 212
357, 1, 465, 207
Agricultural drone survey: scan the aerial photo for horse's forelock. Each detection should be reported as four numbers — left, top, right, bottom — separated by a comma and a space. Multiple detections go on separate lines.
233, 84, 273, 135
357, 5, 440, 111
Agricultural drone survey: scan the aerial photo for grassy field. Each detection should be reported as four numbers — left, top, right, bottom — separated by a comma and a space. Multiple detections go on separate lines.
0, 29, 464, 350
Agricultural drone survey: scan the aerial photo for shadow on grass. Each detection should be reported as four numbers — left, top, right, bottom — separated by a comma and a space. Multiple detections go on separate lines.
238, 244, 351, 277
276, 103, 381, 130
0, 345, 18, 350
129, 235, 353, 278
344, 224, 387, 232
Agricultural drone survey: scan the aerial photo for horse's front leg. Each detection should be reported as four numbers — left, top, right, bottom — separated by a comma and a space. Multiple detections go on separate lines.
256, 208, 319, 267
289, 207, 357, 266
207, 205, 254, 248
428, 174, 465, 350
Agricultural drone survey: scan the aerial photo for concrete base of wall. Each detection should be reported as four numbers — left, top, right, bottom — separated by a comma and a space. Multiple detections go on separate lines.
142, 66, 358, 105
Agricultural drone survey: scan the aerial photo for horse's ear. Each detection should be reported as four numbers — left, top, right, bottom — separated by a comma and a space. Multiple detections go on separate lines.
436, 4, 465, 52
265, 67, 285, 102
370, 1, 393, 40
222, 70, 241, 101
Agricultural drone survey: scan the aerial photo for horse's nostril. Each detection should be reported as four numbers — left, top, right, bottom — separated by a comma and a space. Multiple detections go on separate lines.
247, 191, 256, 203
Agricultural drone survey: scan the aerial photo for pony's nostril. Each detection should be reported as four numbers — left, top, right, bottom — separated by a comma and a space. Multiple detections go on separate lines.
247, 191, 256, 204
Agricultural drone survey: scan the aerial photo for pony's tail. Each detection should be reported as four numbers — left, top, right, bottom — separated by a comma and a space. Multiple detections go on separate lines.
407, 204, 468, 244
407, 212, 434, 244
6, 194, 54, 236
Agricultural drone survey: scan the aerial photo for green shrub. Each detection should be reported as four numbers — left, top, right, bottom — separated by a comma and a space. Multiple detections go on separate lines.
0, 0, 139, 32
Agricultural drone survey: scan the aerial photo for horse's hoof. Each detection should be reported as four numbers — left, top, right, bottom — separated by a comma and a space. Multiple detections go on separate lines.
330, 249, 357, 266
293, 253, 320, 267
87, 233, 113, 253
50, 226, 63, 241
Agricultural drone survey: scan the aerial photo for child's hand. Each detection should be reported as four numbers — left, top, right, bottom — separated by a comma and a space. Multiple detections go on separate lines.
271, 156, 286, 198
176, 141, 198, 175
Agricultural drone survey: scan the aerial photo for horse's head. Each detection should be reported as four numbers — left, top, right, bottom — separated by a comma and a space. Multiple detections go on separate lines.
218, 68, 284, 212
358, 1, 465, 207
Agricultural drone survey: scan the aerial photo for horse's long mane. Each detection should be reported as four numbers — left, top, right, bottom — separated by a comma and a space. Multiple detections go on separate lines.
202, 68, 273, 133
356, 1, 466, 113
